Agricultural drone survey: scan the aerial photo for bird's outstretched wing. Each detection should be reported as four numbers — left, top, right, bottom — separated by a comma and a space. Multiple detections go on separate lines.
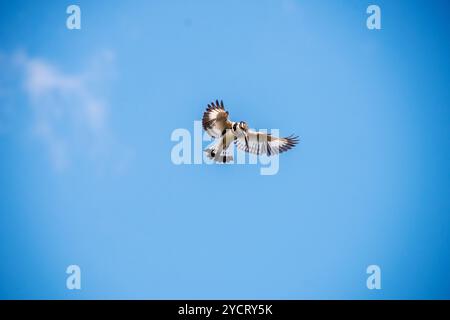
202, 100, 230, 139
235, 130, 299, 156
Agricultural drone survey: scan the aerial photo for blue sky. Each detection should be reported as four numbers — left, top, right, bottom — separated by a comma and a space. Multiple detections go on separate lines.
0, 0, 449, 299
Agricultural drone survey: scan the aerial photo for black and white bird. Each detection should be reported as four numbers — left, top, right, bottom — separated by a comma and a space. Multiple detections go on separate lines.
202, 100, 299, 163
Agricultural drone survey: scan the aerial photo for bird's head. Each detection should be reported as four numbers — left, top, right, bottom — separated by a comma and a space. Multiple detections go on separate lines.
239, 121, 248, 132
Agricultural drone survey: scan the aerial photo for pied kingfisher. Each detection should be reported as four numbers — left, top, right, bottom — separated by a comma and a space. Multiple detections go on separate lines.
202, 100, 299, 163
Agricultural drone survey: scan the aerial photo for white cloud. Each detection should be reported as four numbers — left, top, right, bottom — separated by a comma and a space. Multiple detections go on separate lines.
1, 51, 132, 173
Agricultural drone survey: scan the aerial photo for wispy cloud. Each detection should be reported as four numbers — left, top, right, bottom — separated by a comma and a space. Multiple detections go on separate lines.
0, 50, 133, 173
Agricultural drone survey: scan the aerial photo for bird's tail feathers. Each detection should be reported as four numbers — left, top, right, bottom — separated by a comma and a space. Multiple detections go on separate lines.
204, 148, 234, 163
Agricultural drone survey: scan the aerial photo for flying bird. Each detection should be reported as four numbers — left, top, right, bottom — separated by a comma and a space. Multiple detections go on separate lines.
202, 100, 299, 163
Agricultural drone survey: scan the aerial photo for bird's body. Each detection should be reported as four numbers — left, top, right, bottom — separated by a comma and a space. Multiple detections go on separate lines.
202, 100, 299, 163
